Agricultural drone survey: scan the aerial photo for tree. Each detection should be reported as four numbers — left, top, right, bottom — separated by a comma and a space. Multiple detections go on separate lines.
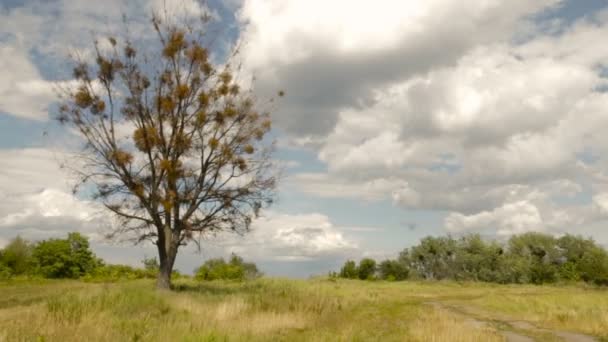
378, 259, 408, 281
0, 236, 33, 275
339, 260, 358, 279
453, 235, 503, 282
31, 233, 99, 279
578, 247, 608, 286
57, 11, 279, 289
194, 254, 260, 281
357, 258, 377, 280
506, 233, 561, 284
402, 236, 457, 280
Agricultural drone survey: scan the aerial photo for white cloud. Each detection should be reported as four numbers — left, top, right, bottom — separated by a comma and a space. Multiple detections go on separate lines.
0, 148, 75, 195
0, 148, 106, 243
445, 200, 545, 236
239, 0, 560, 137
288, 173, 413, 202
264, 5, 608, 238
0, 0, 214, 121
211, 212, 358, 261
0, 44, 55, 119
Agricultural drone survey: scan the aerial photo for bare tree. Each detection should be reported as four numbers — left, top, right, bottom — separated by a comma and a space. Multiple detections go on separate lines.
57, 11, 279, 289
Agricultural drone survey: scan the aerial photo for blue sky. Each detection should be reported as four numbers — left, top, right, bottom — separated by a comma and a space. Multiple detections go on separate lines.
2, 0, 608, 277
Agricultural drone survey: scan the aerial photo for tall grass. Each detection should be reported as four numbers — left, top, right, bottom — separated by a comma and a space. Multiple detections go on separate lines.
0, 278, 605, 341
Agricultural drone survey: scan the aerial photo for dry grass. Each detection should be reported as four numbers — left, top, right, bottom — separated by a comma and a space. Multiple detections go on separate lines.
0, 278, 605, 341
408, 305, 503, 342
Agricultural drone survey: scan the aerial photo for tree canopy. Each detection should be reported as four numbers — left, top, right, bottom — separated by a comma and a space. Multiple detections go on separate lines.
56, 11, 279, 288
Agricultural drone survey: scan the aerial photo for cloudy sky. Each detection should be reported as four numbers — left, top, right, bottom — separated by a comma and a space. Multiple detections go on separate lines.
2, 0, 608, 277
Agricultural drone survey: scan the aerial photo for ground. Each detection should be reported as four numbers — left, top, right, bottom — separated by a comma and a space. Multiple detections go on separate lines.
0, 278, 606, 341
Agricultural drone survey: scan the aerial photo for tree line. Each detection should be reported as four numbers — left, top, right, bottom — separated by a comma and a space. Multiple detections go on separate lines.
0, 233, 259, 282
334, 233, 608, 285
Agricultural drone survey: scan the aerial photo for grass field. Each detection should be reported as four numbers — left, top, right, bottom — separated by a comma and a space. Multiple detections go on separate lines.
0, 278, 606, 341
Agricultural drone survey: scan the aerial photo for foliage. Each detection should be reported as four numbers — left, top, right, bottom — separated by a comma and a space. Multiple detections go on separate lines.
56, 8, 280, 289
142, 256, 160, 273
0, 236, 33, 275
195, 254, 262, 281
336, 233, 608, 286
339, 260, 358, 279
83, 264, 157, 282
31, 233, 101, 279
0, 263, 12, 280
357, 258, 377, 280
378, 259, 409, 281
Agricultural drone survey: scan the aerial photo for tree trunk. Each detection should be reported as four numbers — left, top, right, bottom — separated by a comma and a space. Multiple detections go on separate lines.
156, 238, 178, 290
157, 263, 172, 290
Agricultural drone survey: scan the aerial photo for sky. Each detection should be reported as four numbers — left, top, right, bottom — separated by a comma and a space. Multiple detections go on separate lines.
2, 0, 608, 277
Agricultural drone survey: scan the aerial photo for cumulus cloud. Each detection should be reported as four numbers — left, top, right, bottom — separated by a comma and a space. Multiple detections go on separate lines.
240, 3, 608, 237
0, 0, 214, 120
445, 201, 545, 236
0, 148, 108, 243
0, 44, 55, 119
238, 0, 560, 137
0, 148, 75, 195
211, 212, 358, 261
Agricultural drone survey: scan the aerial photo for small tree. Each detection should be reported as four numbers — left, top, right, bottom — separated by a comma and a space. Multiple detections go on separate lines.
57, 11, 279, 289
357, 258, 377, 280
378, 259, 408, 281
31, 233, 99, 279
339, 260, 358, 279
0, 236, 33, 275
194, 254, 260, 281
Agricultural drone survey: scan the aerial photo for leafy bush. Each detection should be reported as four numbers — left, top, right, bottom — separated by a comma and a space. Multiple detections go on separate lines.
83, 264, 156, 282
0, 236, 33, 276
339, 260, 358, 279
31, 233, 100, 279
357, 258, 377, 280
336, 233, 608, 286
378, 259, 408, 281
0, 263, 12, 280
195, 254, 261, 281
578, 247, 608, 286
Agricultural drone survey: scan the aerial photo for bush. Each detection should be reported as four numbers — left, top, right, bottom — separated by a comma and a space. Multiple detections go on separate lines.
378, 259, 408, 281
578, 247, 608, 286
339, 260, 358, 279
357, 258, 377, 280
0, 236, 33, 276
0, 264, 12, 280
195, 254, 261, 281
31, 233, 100, 279
83, 264, 156, 282
335, 233, 608, 286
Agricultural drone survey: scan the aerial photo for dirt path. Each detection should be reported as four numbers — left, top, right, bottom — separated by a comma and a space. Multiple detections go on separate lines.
427, 301, 598, 342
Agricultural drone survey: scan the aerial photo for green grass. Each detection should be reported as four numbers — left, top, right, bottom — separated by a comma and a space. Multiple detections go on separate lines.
0, 278, 606, 341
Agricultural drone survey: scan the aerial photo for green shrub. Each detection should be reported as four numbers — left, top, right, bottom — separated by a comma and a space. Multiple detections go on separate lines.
339, 260, 358, 279
578, 247, 608, 286
0, 236, 33, 275
357, 258, 377, 280
378, 259, 408, 281
0, 263, 12, 280
31, 233, 100, 279
83, 264, 154, 282
334, 233, 608, 286
195, 254, 261, 281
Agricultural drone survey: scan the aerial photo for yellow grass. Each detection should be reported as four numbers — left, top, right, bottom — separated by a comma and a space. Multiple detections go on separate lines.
0, 278, 606, 341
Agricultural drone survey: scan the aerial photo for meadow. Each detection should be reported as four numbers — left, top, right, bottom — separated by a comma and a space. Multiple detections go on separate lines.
0, 278, 606, 342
